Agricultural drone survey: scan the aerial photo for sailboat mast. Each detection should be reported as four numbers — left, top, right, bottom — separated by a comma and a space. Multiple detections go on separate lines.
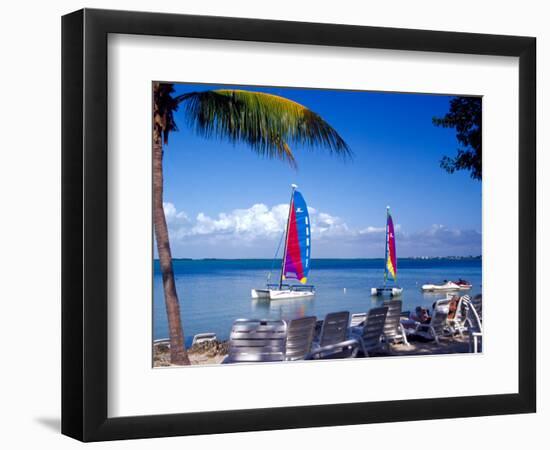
279, 184, 297, 289
384, 206, 389, 286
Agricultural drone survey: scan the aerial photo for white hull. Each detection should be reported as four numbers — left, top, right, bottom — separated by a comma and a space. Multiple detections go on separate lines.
251, 288, 315, 300
422, 286, 459, 292
421, 281, 471, 292
250, 289, 271, 299
370, 287, 403, 297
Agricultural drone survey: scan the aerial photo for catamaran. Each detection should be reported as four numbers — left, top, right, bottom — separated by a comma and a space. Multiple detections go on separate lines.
371, 206, 403, 297
251, 185, 315, 300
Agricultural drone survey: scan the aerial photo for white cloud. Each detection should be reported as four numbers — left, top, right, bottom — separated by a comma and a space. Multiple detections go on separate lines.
192, 203, 288, 237
399, 225, 481, 255
169, 203, 284, 239
161, 201, 481, 258
163, 202, 189, 224
165, 202, 347, 242
311, 211, 350, 238
359, 226, 385, 234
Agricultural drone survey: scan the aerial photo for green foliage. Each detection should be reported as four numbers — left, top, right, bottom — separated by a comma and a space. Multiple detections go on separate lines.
175, 89, 351, 167
153, 83, 180, 144
433, 96, 482, 180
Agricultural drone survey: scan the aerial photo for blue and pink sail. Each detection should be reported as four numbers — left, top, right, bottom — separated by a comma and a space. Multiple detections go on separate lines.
282, 190, 311, 284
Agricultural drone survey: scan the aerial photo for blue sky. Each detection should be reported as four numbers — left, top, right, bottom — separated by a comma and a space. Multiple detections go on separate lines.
161, 83, 481, 258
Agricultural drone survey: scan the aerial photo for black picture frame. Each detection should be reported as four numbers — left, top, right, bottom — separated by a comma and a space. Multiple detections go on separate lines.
62, 8, 536, 442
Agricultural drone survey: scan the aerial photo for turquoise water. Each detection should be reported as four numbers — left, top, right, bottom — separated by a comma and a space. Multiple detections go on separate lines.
153, 258, 482, 347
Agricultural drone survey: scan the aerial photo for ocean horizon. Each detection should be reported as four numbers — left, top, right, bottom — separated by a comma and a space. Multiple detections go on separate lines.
158, 256, 482, 261
153, 257, 482, 346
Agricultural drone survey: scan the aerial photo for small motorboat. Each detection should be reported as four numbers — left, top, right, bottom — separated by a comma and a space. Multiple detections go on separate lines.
454, 279, 473, 290
421, 280, 462, 292
422, 278, 473, 292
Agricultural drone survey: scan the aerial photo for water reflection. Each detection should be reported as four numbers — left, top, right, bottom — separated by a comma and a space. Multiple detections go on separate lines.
252, 296, 315, 321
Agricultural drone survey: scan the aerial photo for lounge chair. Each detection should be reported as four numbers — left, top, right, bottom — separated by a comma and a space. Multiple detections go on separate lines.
434, 296, 453, 310
465, 299, 483, 353
225, 319, 287, 363
349, 312, 368, 337
448, 295, 470, 336
415, 304, 453, 344
192, 332, 217, 346
309, 311, 359, 359
285, 316, 317, 361
352, 306, 389, 356
383, 300, 409, 345
350, 312, 367, 327
471, 294, 482, 321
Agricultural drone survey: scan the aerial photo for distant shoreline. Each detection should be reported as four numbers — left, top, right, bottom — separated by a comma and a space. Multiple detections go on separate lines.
156, 256, 482, 262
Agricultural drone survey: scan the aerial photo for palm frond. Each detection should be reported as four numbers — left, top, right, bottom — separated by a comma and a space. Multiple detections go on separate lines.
153, 83, 180, 144
175, 90, 351, 166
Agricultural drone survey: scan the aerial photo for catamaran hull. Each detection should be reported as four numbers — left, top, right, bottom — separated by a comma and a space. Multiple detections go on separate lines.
269, 289, 315, 300
370, 287, 403, 297
251, 288, 315, 300
251, 289, 271, 299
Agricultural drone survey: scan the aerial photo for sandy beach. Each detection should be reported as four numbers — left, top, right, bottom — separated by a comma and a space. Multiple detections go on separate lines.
154, 340, 229, 367
153, 334, 471, 367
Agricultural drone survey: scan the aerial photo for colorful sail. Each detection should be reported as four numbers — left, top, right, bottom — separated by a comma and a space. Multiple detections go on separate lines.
282, 190, 311, 284
385, 211, 397, 282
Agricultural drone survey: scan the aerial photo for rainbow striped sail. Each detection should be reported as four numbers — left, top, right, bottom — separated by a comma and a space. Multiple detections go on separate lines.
282, 190, 311, 284
385, 209, 397, 282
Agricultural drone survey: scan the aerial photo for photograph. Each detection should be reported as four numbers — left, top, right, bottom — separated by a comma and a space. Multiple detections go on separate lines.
152, 82, 483, 367
0, 0, 542, 446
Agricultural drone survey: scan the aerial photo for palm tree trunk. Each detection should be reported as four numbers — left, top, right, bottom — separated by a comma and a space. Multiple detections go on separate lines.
153, 135, 190, 365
